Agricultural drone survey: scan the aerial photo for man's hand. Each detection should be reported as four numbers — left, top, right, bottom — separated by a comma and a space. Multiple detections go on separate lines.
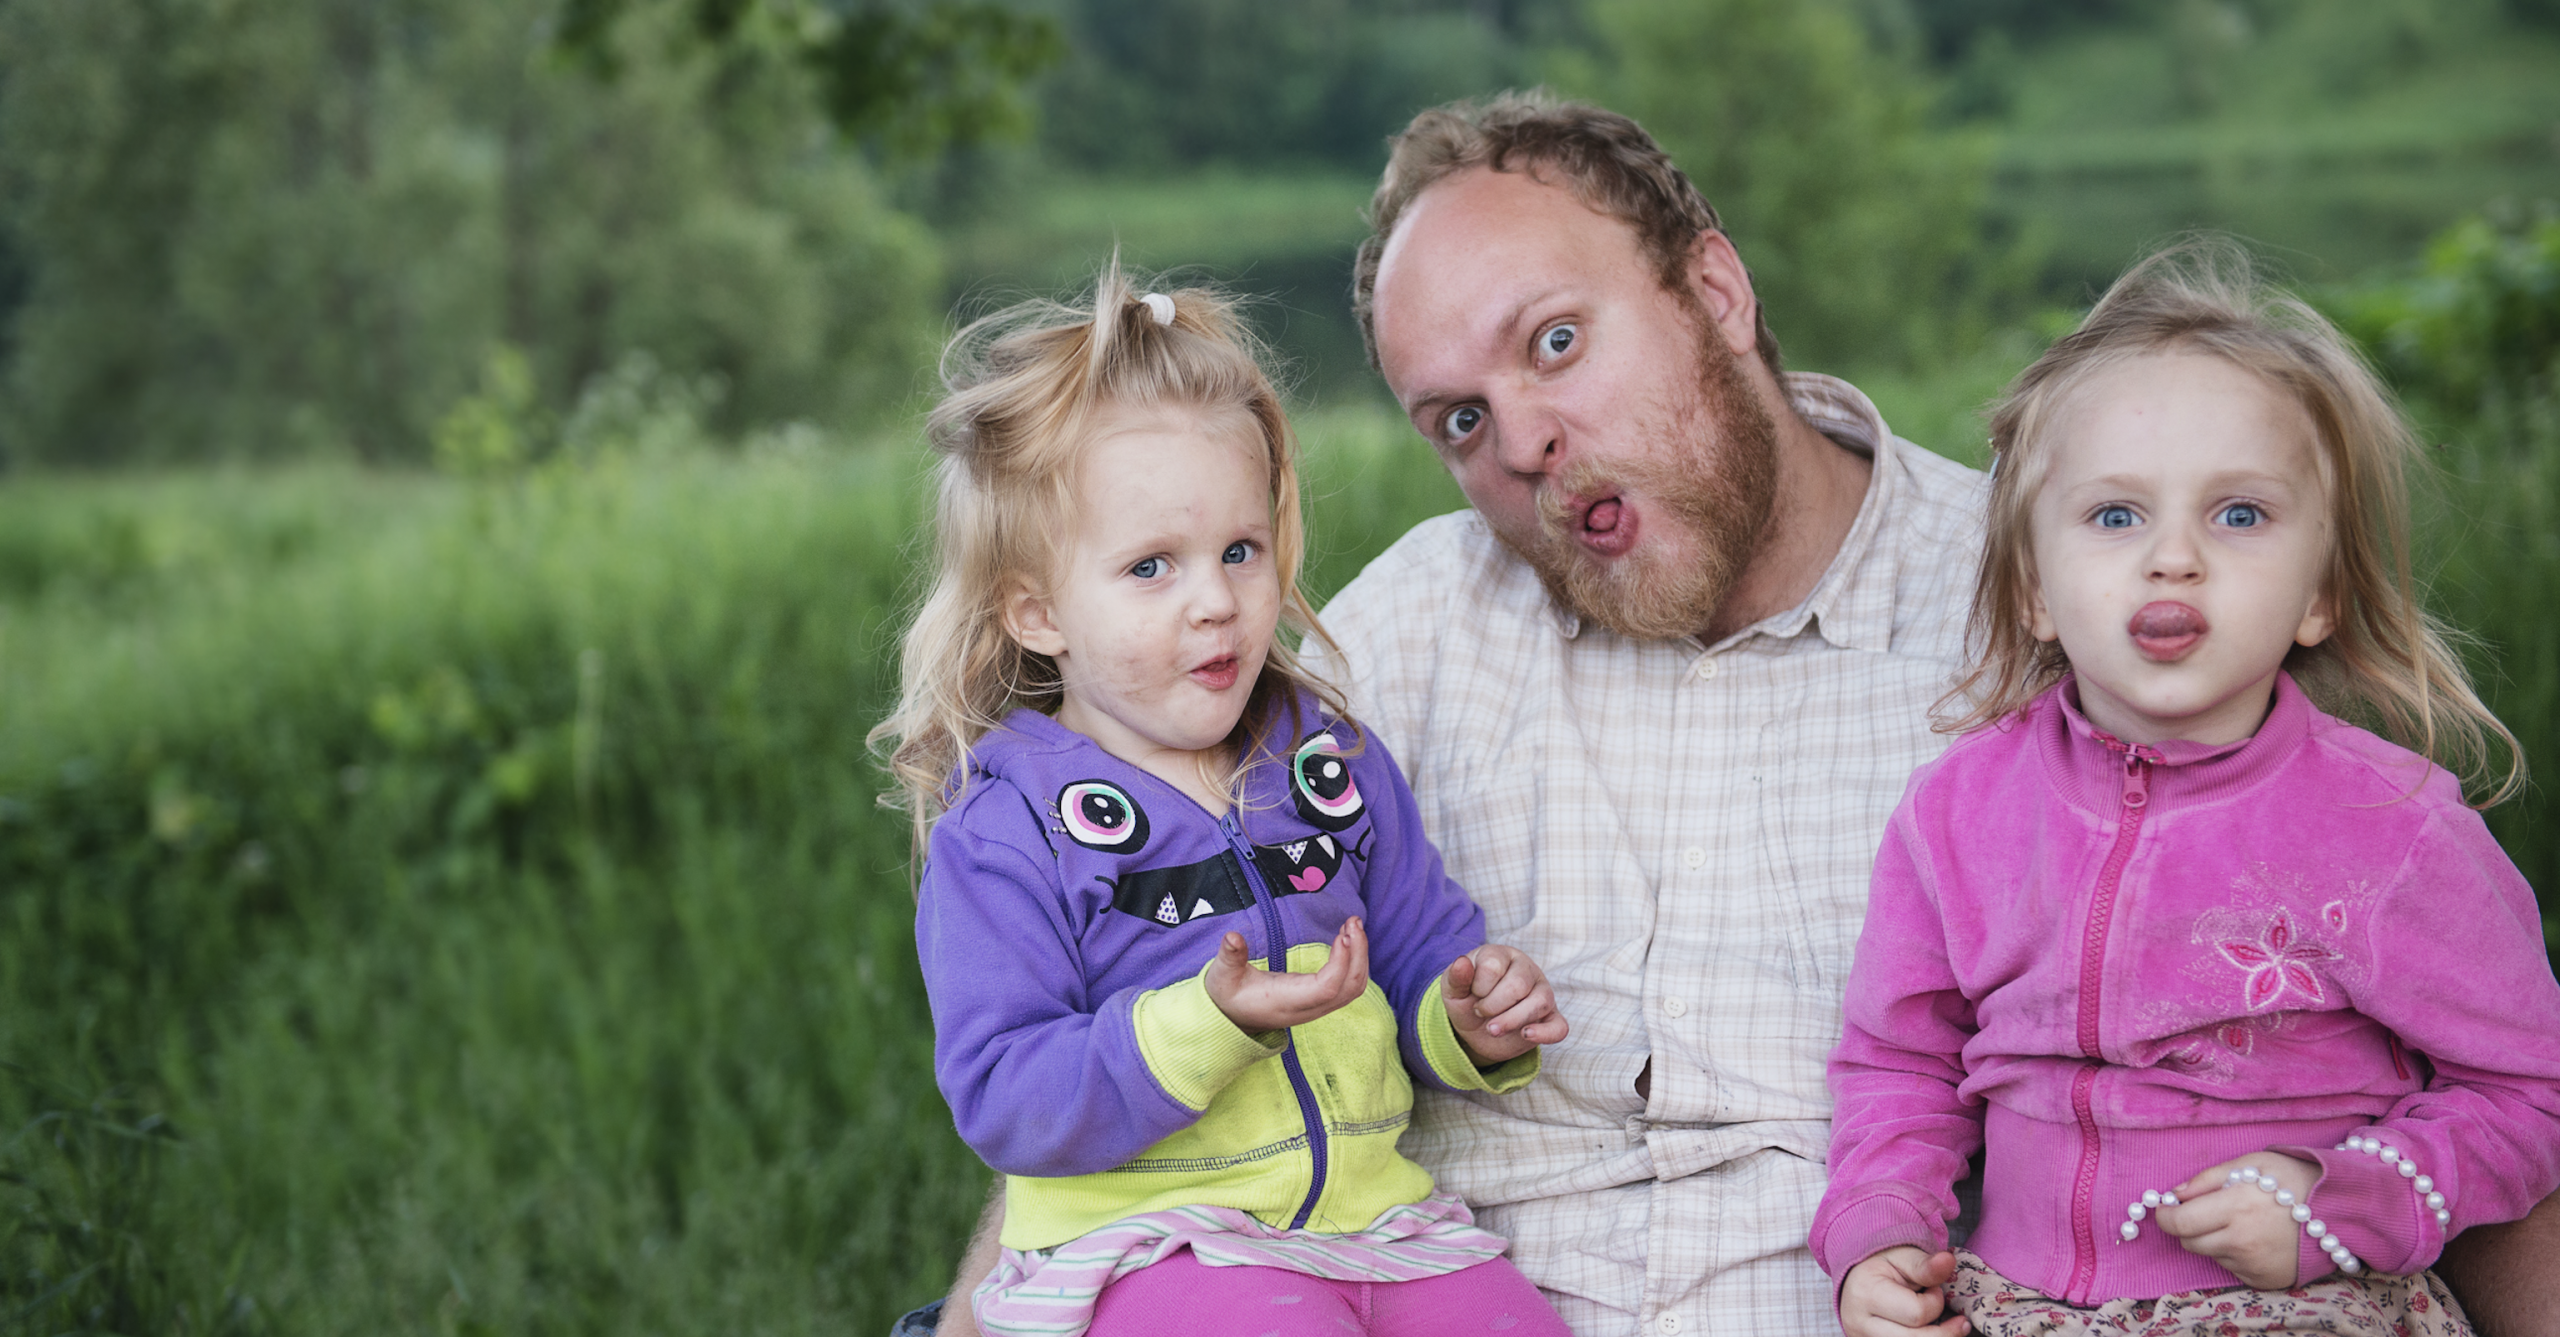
1839, 1247, 1966, 1337
1205, 917, 1370, 1033
2156, 1152, 2320, 1289
1442, 944, 1568, 1065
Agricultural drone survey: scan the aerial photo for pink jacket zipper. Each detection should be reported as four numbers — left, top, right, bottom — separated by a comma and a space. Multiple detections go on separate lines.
2068, 744, 2153, 1300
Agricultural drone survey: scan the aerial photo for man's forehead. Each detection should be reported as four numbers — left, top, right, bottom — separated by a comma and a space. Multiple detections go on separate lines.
1371, 166, 1646, 394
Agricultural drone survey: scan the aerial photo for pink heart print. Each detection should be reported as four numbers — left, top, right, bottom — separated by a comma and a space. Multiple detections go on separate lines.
1288, 867, 1328, 893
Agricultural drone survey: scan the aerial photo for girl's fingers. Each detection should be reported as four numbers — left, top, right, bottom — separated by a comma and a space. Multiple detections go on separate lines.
1441, 955, 1477, 1005
1466, 949, 1513, 999
1479, 986, 1556, 1038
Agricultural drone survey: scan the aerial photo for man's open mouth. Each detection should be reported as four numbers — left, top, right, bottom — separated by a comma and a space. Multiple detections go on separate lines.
1570, 492, 1635, 557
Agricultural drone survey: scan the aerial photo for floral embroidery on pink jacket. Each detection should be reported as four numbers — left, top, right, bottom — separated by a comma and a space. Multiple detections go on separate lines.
1810, 675, 2560, 1307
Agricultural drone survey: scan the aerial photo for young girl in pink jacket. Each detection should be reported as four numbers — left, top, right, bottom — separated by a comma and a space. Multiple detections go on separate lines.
1814, 239, 2560, 1337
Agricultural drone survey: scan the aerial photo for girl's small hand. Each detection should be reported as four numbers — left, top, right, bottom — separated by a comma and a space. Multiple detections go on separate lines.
1442, 944, 1569, 1064
2155, 1152, 2320, 1288
1839, 1247, 1967, 1337
1204, 917, 1371, 1033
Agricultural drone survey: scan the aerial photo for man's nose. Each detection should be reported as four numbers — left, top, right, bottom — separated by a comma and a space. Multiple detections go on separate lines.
1489, 395, 1562, 479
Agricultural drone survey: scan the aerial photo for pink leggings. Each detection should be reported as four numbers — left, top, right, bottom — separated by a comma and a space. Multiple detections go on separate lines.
1085, 1249, 1571, 1337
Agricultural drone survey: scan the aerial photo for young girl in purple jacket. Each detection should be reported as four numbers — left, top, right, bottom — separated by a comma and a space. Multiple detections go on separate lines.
872, 269, 1572, 1337
1815, 240, 2560, 1337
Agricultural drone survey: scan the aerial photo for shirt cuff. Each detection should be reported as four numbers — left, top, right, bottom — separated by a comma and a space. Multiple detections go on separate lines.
1130, 968, 1288, 1112
2279, 1141, 2434, 1276
1414, 967, 1540, 1094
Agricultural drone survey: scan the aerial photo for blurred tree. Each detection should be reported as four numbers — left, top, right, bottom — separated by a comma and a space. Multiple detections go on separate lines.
555, 0, 1064, 156
0, 0, 943, 466
1032, 0, 1568, 172
1560, 0, 2028, 371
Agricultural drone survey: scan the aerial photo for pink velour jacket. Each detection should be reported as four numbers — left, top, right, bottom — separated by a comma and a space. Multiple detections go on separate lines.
1811, 674, 2560, 1306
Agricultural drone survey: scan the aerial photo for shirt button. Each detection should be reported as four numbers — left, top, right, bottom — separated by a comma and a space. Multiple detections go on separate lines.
1683, 846, 1705, 869
1659, 1314, 1682, 1334
1692, 657, 1718, 682
1663, 997, 1687, 1018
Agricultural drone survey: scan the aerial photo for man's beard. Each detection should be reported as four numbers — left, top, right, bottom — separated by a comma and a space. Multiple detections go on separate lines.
1498, 327, 1781, 642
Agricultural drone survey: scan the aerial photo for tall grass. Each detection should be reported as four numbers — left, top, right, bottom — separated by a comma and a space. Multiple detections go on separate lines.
0, 411, 1463, 1336
0, 257, 2550, 1330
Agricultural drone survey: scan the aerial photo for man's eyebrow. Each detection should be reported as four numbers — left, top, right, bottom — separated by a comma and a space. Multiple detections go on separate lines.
1395, 287, 1569, 418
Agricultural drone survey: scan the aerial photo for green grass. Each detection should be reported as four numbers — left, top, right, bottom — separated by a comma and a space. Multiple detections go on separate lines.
0, 339, 2551, 1333
0, 411, 1464, 1336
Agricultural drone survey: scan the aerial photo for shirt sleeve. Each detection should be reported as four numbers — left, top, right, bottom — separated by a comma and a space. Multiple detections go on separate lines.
1810, 793, 1986, 1283
917, 784, 1279, 1178
2277, 800, 2560, 1277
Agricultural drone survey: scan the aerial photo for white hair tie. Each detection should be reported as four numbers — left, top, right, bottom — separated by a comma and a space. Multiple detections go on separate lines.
1138, 292, 1175, 326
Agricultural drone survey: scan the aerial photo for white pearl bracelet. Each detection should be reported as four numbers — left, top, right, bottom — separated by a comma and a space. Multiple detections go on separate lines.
2337, 1132, 2452, 1229
2117, 1167, 2358, 1275
2116, 1135, 2452, 1281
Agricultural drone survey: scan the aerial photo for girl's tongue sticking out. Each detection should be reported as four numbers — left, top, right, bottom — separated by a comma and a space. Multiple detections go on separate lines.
2128, 601, 2208, 662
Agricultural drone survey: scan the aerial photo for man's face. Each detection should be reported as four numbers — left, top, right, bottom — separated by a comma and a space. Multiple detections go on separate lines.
1369, 166, 1777, 640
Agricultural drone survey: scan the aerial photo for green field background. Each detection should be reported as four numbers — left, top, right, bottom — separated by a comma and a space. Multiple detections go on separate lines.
4, 1, 2559, 1333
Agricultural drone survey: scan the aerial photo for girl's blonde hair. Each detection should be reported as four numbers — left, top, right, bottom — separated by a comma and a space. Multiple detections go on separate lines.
1944, 237, 2523, 805
869, 264, 1351, 846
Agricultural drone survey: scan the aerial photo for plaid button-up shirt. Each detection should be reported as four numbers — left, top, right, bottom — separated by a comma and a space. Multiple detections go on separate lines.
1310, 375, 1988, 1337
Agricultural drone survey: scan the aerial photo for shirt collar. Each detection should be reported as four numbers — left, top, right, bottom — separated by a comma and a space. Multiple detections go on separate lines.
1551, 372, 1910, 652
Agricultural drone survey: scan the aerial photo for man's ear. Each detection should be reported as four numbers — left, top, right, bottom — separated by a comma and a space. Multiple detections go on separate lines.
1685, 230, 1763, 363
1001, 581, 1069, 658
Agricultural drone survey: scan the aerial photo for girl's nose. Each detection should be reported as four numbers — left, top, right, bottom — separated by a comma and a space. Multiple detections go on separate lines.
2147, 523, 2206, 583
1189, 570, 1239, 623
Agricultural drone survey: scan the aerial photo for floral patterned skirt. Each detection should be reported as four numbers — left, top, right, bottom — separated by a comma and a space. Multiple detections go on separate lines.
1946, 1248, 2472, 1337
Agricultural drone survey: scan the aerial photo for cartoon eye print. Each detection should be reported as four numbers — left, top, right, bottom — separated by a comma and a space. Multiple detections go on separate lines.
1058, 780, 1149, 852
1288, 734, 1364, 831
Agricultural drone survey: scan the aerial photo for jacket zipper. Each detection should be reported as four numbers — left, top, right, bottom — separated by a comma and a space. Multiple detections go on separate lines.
2068, 746, 2152, 1301
1220, 812, 1330, 1230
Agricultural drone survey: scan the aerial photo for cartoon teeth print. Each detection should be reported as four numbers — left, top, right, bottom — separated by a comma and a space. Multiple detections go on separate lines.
1253, 832, 1347, 897
1108, 855, 1254, 926
1288, 733, 1364, 831
1057, 780, 1149, 852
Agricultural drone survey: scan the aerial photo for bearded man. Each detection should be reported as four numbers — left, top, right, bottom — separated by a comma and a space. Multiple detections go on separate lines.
1305, 92, 1984, 1335
899, 91, 2560, 1337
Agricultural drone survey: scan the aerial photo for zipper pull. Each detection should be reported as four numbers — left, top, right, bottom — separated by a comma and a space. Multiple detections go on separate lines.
2121, 751, 2149, 809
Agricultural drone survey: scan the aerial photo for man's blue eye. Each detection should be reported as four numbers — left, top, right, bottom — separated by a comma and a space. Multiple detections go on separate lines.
1541, 324, 1577, 358
1222, 541, 1251, 564
1446, 405, 1483, 440
2096, 505, 2137, 529
1131, 557, 1163, 579
2220, 503, 2262, 528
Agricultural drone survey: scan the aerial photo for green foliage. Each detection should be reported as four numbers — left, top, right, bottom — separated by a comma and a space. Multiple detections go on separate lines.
0, 408, 1460, 1335
1031, 0, 1559, 173
0, 0, 942, 467
1557, 0, 2034, 371
2330, 211, 2560, 414
555, 0, 1065, 157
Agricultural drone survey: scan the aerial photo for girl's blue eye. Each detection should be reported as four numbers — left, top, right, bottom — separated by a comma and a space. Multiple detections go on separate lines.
1130, 556, 1164, 579
2095, 504, 2138, 529
1445, 405, 1483, 441
1222, 541, 1252, 565
2219, 503, 2263, 528
1540, 323, 1577, 359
